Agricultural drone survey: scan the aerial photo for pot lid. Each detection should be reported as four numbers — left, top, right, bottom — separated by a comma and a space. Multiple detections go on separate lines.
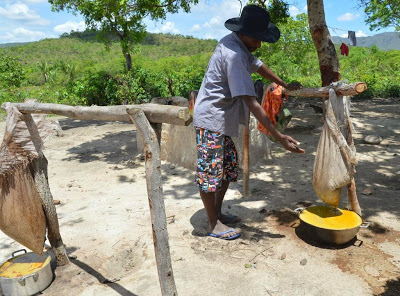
299, 205, 362, 230
0, 252, 50, 279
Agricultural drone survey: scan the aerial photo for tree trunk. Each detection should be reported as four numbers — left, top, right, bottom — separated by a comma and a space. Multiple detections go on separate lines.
167, 78, 175, 97
307, 0, 340, 86
123, 51, 132, 71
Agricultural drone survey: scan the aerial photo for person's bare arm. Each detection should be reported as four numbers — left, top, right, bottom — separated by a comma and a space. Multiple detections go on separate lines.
257, 63, 302, 91
242, 95, 305, 154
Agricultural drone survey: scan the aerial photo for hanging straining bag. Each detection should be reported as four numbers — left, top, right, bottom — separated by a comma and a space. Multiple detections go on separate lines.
312, 89, 357, 207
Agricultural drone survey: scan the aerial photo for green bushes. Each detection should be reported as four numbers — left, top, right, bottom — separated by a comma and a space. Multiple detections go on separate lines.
0, 53, 25, 88
0, 29, 399, 109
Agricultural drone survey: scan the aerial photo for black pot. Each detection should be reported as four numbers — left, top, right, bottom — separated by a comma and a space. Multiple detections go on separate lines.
294, 206, 369, 245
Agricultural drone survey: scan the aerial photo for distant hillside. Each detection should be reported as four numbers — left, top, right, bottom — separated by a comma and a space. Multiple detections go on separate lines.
332, 32, 400, 50
0, 42, 31, 48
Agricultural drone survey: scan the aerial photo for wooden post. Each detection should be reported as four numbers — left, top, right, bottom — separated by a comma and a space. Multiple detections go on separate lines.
128, 109, 177, 296
243, 111, 250, 197
348, 179, 361, 216
30, 154, 70, 266
25, 112, 69, 265
243, 125, 250, 196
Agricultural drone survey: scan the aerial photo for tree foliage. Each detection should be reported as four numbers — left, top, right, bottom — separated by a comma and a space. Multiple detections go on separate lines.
358, 0, 400, 31
249, 0, 290, 24
0, 53, 25, 88
49, 0, 199, 70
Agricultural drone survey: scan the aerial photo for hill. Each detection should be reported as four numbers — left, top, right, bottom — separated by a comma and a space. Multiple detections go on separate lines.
332, 32, 400, 50
0, 42, 31, 48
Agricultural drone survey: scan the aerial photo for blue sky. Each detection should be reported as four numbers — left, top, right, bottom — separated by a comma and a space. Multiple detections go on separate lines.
0, 0, 396, 44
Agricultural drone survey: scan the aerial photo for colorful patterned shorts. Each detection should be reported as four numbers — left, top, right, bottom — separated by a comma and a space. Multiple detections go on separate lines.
195, 127, 238, 192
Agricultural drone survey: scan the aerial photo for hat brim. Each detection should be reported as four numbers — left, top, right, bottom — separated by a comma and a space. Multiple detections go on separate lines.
224, 17, 280, 43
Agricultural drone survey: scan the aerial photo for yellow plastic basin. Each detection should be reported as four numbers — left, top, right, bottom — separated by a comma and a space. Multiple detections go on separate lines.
299, 205, 362, 230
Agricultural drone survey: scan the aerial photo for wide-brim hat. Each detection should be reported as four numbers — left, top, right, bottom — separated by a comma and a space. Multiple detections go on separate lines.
224, 5, 280, 43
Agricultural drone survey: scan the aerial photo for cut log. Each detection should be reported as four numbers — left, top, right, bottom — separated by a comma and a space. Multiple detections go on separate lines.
1, 102, 192, 126
284, 82, 367, 98
128, 109, 177, 296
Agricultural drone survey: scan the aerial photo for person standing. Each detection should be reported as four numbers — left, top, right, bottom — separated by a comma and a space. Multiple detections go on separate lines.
193, 5, 305, 240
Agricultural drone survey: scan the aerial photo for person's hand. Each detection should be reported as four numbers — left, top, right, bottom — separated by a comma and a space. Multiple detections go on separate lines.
277, 134, 305, 154
285, 81, 303, 91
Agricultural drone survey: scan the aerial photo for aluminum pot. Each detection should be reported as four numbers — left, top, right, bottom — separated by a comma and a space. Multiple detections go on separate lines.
294, 205, 369, 245
0, 249, 53, 296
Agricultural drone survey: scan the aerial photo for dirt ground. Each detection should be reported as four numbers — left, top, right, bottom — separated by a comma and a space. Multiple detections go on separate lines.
0, 96, 399, 296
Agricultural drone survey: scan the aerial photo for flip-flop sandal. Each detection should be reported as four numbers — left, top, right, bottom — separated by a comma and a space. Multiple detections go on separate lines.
221, 214, 241, 224
208, 228, 241, 240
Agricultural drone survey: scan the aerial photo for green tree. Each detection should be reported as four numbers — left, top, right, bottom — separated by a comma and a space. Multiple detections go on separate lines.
358, 0, 400, 31
37, 61, 57, 83
0, 53, 25, 87
49, 0, 198, 71
250, 0, 290, 24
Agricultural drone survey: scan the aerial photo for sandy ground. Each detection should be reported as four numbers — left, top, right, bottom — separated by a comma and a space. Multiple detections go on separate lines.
0, 97, 399, 296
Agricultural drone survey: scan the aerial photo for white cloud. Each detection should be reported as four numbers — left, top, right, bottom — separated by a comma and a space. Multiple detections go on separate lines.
0, 27, 47, 43
0, 3, 49, 25
204, 16, 222, 29
54, 21, 86, 34
161, 22, 179, 34
303, 5, 308, 11
24, 0, 47, 3
340, 30, 368, 38
191, 24, 201, 32
289, 6, 300, 17
356, 30, 367, 37
337, 13, 360, 22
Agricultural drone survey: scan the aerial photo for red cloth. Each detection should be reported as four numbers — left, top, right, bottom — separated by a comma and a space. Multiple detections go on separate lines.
257, 83, 286, 136
340, 43, 349, 56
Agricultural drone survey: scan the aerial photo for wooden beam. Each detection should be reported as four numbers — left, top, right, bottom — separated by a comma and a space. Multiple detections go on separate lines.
1, 102, 192, 126
284, 82, 367, 98
128, 108, 178, 296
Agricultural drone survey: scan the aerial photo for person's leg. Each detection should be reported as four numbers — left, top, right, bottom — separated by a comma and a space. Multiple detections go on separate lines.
195, 128, 239, 239
216, 136, 241, 224
215, 180, 241, 223
200, 190, 238, 238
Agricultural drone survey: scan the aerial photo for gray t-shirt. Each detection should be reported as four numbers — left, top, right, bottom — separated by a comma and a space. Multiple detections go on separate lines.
193, 32, 263, 137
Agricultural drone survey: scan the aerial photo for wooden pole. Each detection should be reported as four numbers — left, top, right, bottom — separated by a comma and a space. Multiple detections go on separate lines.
128, 108, 177, 296
30, 154, 70, 265
23, 113, 70, 265
243, 125, 250, 197
243, 111, 250, 197
284, 82, 367, 98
